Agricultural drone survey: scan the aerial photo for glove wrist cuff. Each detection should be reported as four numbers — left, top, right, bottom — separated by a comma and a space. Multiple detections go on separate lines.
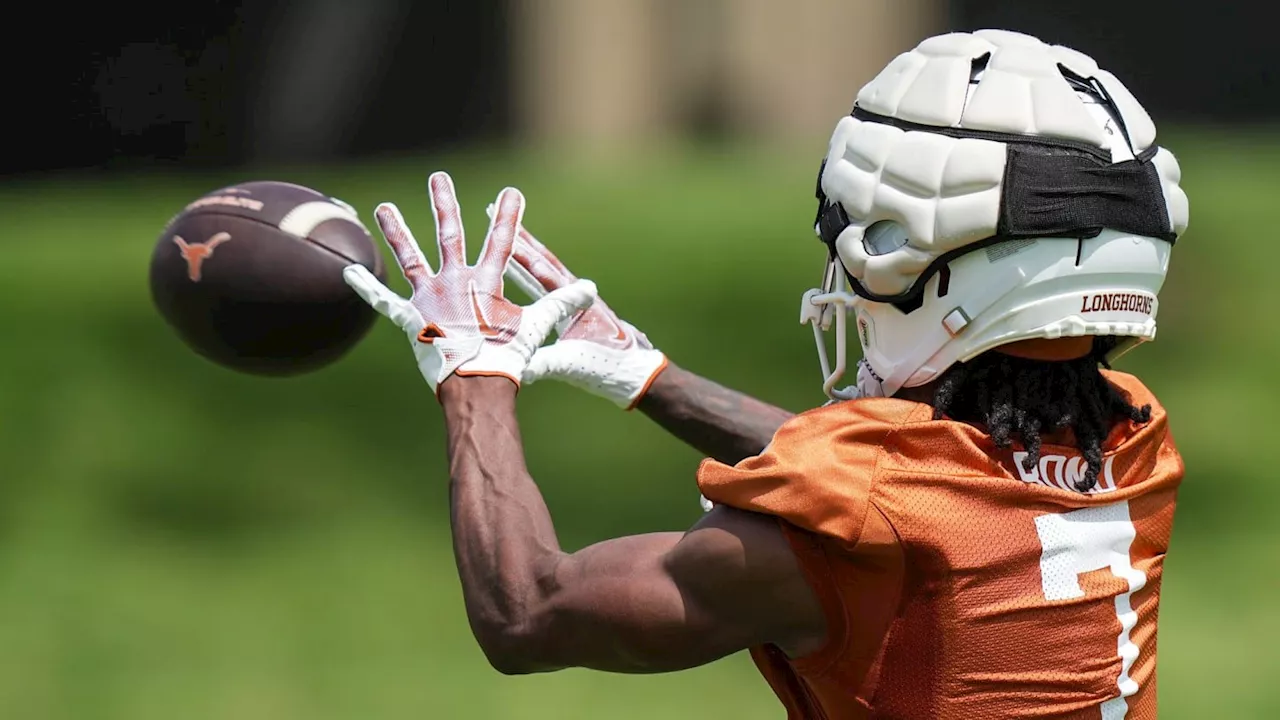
600, 348, 667, 408
623, 355, 670, 410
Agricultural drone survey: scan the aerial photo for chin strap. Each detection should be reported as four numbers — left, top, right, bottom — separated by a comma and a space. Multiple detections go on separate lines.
855, 360, 886, 398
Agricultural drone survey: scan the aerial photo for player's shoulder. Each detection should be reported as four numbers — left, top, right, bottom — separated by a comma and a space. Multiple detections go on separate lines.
696, 397, 931, 543
769, 395, 932, 450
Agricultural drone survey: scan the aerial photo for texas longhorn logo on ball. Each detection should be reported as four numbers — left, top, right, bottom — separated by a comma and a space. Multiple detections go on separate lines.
172, 232, 231, 282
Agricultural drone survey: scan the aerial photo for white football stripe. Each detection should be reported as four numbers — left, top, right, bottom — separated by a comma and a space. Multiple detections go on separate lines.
279, 201, 364, 238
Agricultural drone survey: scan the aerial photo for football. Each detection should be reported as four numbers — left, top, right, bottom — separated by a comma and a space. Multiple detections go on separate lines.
149, 181, 387, 376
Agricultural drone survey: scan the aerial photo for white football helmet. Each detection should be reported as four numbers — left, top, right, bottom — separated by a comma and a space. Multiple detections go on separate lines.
802, 29, 1189, 400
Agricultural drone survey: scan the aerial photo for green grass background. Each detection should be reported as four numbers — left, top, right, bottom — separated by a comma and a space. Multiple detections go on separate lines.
0, 133, 1274, 718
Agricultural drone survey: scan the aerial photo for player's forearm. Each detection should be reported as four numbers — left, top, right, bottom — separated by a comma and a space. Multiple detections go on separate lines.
439, 376, 565, 673
637, 363, 793, 464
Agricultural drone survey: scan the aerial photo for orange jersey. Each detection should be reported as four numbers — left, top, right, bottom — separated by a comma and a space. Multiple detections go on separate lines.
697, 371, 1182, 720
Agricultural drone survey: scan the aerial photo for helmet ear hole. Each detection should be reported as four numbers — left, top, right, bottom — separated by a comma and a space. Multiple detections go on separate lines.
863, 221, 910, 256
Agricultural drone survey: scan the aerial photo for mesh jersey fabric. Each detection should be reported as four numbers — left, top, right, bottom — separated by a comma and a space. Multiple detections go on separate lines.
697, 371, 1182, 720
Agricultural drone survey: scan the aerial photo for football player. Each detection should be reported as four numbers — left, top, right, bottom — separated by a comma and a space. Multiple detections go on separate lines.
344, 29, 1187, 719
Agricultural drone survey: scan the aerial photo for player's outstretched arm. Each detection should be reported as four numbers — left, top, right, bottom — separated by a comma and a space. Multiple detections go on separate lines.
347, 174, 823, 673
635, 363, 794, 465
441, 376, 825, 674
507, 228, 793, 464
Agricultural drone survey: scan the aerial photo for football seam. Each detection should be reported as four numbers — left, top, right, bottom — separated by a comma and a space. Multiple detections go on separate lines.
186, 209, 378, 268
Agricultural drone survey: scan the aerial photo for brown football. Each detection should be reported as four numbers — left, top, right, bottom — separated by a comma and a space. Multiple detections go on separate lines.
149, 181, 387, 376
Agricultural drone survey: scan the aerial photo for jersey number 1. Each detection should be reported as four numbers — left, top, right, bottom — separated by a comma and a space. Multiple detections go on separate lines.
1034, 501, 1146, 720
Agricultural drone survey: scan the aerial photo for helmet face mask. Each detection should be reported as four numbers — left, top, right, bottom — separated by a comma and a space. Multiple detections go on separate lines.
800, 256, 856, 399
800, 30, 1189, 401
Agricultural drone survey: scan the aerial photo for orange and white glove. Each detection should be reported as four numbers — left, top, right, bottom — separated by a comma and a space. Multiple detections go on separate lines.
343, 172, 597, 394
501, 224, 668, 409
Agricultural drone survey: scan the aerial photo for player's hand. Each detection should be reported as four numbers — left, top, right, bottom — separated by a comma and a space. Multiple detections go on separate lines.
501, 222, 667, 409
343, 171, 597, 394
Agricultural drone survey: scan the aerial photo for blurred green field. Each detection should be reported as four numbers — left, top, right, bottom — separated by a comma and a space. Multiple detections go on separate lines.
0, 134, 1276, 719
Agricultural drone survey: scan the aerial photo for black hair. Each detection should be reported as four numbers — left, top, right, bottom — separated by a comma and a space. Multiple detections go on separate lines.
931, 340, 1152, 492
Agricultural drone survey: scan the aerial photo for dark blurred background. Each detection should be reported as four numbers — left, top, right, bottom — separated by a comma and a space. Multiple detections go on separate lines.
4, 0, 511, 174
1, 2, 1276, 719
4, 0, 1273, 175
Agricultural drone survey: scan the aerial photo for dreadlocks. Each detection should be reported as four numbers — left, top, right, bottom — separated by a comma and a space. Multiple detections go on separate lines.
930, 341, 1152, 492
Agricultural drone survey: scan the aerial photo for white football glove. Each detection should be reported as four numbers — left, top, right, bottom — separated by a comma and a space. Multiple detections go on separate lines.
498, 220, 667, 409
343, 171, 597, 394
